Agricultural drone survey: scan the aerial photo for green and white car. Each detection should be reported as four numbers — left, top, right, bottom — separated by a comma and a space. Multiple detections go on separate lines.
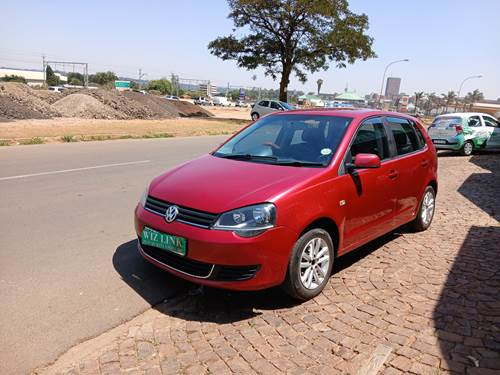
428, 112, 500, 155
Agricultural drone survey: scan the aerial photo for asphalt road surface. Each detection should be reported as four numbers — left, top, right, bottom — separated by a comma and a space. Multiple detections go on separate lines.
0, 136, 228, 375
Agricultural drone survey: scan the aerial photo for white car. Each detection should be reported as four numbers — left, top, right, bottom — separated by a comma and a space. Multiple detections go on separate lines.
250, 100, 295, 120
427, 112, 500, 155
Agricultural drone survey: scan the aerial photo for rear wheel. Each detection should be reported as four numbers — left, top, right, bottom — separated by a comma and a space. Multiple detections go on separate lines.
251, 112, 260, 121
282, 229, 334, 301
460, 140, 473, 156
409, 186, 436, 232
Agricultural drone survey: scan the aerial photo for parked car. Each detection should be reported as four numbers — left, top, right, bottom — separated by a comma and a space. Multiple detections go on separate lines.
427, 112, 500, 155
135, 109, 437, 301
48, 86, 65, 93
164, 95, 180, 100
194, 97, 213, 106
251, 100, 295, 120
235, 100, 250, 108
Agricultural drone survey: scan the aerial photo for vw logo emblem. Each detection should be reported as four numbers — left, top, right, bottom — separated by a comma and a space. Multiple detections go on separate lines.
165, 205, 179, 223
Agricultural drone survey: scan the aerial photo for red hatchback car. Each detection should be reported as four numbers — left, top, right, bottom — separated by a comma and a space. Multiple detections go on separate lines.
134, 109, 437, 300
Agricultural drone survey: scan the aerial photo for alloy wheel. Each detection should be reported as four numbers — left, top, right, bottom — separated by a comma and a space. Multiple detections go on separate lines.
299, 237, 331, 290
421, 190, 435, 226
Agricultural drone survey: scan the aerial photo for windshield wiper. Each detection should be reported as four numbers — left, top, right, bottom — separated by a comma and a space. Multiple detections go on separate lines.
274, 159, 325, 167
216, 153, 278, 161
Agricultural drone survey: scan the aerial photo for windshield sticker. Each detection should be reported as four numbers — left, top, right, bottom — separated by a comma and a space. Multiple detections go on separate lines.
321, 148, 332, 156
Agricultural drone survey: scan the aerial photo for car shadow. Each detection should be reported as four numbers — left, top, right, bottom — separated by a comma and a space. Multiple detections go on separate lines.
113, 229, 403, 324
434, 154, 500, 372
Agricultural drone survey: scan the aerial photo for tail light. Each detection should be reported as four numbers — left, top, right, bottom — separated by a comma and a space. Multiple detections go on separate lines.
455, 125, 463, 134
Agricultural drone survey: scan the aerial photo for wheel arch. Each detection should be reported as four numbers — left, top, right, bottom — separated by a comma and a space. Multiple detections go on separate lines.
299, 217, 340, 256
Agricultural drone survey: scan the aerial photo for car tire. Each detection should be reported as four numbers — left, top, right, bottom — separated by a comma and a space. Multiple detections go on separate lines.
282, 228, 334, 301
409, 186, 436, 232
251, 112, 260, 121
460, 140, 473, 156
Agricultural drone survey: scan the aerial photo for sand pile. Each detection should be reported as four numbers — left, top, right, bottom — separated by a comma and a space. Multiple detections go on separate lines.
52, 94, 125, 119
0, 82, 61, 119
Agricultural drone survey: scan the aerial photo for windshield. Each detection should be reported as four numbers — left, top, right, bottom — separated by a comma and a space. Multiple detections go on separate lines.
432, 116, 463, 128
279, 101, 295, 110
213, 114, 352, 167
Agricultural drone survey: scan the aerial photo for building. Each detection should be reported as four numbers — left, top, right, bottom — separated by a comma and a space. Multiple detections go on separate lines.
385, 77, 401, 98
0, 67, 67, 86
199, 82, 218, 97
297, 94, 324, 107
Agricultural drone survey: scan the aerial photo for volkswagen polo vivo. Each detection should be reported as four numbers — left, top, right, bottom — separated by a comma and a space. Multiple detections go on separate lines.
135, 109, 438, 300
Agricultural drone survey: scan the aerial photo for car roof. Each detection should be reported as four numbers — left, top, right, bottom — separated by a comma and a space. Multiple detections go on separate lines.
273, 108, 417, 120
435, 112, 490, 118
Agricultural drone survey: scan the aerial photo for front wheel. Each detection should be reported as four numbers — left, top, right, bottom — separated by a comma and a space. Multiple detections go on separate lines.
282, 229, 334, 301
409, 186, 436, 232
251, 112, 260, 121
460, 140, 473, 156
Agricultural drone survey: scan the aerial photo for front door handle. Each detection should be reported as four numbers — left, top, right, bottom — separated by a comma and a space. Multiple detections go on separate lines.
421, 159, 429, 167
388, 170, 399, 180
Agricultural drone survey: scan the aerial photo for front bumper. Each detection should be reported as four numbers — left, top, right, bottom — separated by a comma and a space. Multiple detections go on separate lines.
134, 204, 297, 290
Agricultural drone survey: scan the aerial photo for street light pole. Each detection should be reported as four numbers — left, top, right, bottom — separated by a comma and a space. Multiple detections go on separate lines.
457, 75, 482, 100
378, 59, 409, 108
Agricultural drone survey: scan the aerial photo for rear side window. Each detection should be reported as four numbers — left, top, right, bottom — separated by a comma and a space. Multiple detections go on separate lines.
347, 117, 389, 162
411, 121, 427, 149
386, 117, 420, 155
468, 116, 481, 127
270, 101, 281, 110
258, 100, 269, 107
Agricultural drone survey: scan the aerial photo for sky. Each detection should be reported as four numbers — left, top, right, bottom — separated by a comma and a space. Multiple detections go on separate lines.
1, 0, 499, 99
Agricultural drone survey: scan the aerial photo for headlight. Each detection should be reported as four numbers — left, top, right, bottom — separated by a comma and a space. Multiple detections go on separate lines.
212, 203, 276, 237
139, 186, 149, 207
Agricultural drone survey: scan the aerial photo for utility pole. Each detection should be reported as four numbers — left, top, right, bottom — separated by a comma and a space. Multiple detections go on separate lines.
138, 68, 146, 88
42, 54, 46, 86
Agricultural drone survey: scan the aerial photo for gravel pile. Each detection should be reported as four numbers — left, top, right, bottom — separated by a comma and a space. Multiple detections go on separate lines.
0, 83, 61, 119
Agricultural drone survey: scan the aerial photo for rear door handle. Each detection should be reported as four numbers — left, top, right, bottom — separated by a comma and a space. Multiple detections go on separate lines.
388, 170, 399, 180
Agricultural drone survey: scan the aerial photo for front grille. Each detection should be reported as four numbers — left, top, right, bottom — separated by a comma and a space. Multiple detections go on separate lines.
141, 242, 214, 278
215, 265, 260, 281
140, 241, 259, 281
145, 195, 218, 228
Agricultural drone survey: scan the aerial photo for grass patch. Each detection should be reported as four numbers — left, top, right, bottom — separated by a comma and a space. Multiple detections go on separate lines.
61, 135, 77, 143
0, 140, 10, 146
81, 135, 113, 142
142, 133, 175, 139
20, 137, 44, 145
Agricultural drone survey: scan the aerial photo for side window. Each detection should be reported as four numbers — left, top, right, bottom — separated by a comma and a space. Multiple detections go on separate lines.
468, 116, 481, 127
386, 117, 420, 156
348, 117, 389, 162
482, 116, 499, 128
258, 100, 269, 107
270, 101, 281, 110
410, 120, 426, 149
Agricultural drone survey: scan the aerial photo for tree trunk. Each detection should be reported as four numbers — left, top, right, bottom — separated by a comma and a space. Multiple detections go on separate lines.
279, 62, 292, 102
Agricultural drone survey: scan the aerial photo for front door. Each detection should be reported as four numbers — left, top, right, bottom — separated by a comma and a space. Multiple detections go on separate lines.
342, 117, 397, 251
482, 115, 500, 149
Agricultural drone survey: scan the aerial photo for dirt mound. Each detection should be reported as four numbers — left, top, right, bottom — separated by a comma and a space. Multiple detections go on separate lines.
52, 94, 125, 119
0, 82, 61, 119
166, 99, 213, 117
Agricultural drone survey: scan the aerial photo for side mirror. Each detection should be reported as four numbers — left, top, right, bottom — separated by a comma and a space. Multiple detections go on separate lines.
347, 153, 381, 172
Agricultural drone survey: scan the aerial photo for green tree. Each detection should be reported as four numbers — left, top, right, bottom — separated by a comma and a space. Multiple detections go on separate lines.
89, 71, 118, 85
0, 75, 27, 83
45, 65, 60, 86
147, 78, 173, 95
67, 72, 84, 86
464, 89, 484, 111
317, 78, 324, 95
414, 91, 424, 113
208, 0, 375, 102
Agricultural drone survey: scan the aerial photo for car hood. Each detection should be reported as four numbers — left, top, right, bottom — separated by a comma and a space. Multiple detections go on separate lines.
149, 154, 322, 213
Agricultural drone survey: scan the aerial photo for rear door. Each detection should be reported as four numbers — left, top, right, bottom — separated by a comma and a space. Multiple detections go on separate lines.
341, 116, 397, 250
385, 116, 430, 226
482, 115, 500, 149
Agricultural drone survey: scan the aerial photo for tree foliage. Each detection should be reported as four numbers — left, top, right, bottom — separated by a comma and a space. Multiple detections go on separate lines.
89, 71, 118, 85
147, 78, 173, 95
67, 72, 84, 86
209, 0, 375, 101
0, 75, 27, 83
45, 65, 60, 86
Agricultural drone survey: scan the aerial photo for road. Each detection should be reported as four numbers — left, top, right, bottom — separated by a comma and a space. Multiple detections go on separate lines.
0, 136, 227, 375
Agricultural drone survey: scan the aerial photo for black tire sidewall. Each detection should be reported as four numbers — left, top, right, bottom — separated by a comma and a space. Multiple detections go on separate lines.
251, 112, 259, 120
284, 228, 334, 301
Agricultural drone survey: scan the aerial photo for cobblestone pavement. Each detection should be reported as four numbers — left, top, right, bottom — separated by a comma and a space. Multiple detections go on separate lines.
36, 153, 500, 375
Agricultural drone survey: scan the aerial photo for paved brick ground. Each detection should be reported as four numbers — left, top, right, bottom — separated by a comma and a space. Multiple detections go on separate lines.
36, 153, 500, 375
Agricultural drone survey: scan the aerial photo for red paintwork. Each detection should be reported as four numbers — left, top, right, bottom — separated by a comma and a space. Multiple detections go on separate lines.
135, 109, 438, 290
